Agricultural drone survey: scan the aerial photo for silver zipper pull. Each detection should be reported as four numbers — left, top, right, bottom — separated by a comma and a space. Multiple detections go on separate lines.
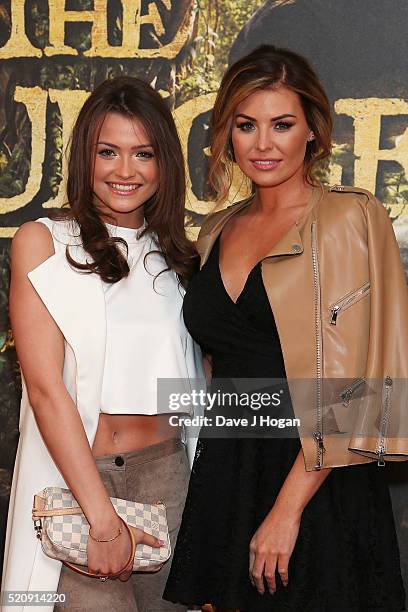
377, 377, 393, 467
340, 377, 366, 407
33, 518, 43, 538
341, 389, 352, 407
313, 431, 326, 469
330, 305, 341, 325
313, 431, 326, 450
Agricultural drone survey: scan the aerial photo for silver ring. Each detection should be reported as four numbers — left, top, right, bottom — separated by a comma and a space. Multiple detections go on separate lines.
99, 576, 109, 582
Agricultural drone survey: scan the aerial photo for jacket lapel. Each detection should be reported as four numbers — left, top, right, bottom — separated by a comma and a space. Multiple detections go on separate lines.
196, 198, 254, 268
196, 197, 306, 267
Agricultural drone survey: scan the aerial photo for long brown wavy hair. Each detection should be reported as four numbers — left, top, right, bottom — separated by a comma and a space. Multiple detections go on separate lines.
210, 45, 333, 204
54, 76, 198, 286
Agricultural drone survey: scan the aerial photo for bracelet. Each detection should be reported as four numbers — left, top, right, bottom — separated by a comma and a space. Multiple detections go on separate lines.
89, 525, 122, 543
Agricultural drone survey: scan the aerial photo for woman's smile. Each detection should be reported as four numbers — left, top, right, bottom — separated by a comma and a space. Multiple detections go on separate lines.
107, 182, 142, 195
250, 159, 282, 170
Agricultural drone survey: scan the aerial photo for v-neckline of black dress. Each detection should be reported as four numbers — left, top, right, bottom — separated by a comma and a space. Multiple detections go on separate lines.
215, 235, 260, 306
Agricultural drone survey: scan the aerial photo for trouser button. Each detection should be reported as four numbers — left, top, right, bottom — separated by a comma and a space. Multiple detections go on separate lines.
114, 456, 124, 467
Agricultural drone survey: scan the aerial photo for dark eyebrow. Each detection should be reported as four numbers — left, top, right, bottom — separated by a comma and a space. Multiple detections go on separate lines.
235, 113, 297, 122
97, 141, 153, 149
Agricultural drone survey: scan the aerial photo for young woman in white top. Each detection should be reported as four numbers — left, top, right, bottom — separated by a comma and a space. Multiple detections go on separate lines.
2, 76, 202, 612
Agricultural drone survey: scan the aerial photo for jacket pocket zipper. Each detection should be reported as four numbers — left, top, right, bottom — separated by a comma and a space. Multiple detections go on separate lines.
311, 222, 325, 469
340, 377, 366, 407
330, 282, 371, 325
377, 376, 393, 466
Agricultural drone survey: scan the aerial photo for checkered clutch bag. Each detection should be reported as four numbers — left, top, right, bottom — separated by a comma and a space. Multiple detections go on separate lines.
32, 487, 171, 572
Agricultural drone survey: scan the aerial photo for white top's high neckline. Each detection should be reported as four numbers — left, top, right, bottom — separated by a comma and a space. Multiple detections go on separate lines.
105, 220, 147, 242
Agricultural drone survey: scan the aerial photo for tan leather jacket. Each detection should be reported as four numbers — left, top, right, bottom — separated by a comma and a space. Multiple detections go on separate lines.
196, 184, 408, 471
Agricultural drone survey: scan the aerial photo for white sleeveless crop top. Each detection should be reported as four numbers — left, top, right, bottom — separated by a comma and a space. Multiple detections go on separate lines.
35, 217, 203, 416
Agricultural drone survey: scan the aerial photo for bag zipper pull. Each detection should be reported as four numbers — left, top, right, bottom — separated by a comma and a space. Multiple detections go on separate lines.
33, 518, 43, 538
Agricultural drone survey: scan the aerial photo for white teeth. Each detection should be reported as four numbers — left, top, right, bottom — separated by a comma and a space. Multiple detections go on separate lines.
110, 183, 138, 191
254, 160, 277, 165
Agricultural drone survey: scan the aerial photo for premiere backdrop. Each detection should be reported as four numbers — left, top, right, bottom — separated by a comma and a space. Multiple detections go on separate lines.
0, 0, 407, 590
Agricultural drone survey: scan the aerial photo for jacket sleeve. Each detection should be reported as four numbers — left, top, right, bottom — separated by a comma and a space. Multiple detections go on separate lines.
348, 194, 408, 463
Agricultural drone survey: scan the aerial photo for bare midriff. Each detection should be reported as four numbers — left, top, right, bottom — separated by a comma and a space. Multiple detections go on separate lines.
91, 413, 179, 458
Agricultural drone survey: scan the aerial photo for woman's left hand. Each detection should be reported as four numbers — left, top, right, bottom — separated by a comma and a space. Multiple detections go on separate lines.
249, 505, 301, 595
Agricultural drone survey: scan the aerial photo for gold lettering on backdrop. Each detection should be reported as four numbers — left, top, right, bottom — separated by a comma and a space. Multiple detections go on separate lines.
47, 0, 102, 56
0, 1, 42, 58
335, 98, 408, 195
42, 89, 90, 209
0, 87, 47, 215
0, 1, 194, 59
141, 4, 165, 39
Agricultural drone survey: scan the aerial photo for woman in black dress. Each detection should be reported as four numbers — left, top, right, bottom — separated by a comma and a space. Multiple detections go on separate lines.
164, 45, 408, 611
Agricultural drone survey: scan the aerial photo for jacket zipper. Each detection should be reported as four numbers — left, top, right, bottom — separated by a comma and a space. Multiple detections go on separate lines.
377, 376, 393, 466
330, 282, 371, 325
311, 222, 325, 469
340, 377, 366, 407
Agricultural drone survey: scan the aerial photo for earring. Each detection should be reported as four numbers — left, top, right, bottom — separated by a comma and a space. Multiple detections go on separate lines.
307, 131, 315, 142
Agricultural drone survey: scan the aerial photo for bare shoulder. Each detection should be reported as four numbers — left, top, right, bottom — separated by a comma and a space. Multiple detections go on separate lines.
11, 221, 55, 274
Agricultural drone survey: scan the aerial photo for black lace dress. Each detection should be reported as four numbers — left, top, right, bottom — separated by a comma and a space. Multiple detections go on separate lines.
164, 236, 405, 612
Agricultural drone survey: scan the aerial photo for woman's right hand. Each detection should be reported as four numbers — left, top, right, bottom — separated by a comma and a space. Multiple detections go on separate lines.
87, 515, 163, 581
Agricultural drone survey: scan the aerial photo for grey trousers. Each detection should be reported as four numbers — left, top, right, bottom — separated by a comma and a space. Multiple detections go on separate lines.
55, 438, 189, 612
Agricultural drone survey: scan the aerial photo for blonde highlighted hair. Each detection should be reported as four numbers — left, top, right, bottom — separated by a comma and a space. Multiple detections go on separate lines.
209, 45, 333, 204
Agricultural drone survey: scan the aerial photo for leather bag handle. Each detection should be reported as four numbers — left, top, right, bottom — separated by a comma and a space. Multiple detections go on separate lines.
62, 516, 136, 579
